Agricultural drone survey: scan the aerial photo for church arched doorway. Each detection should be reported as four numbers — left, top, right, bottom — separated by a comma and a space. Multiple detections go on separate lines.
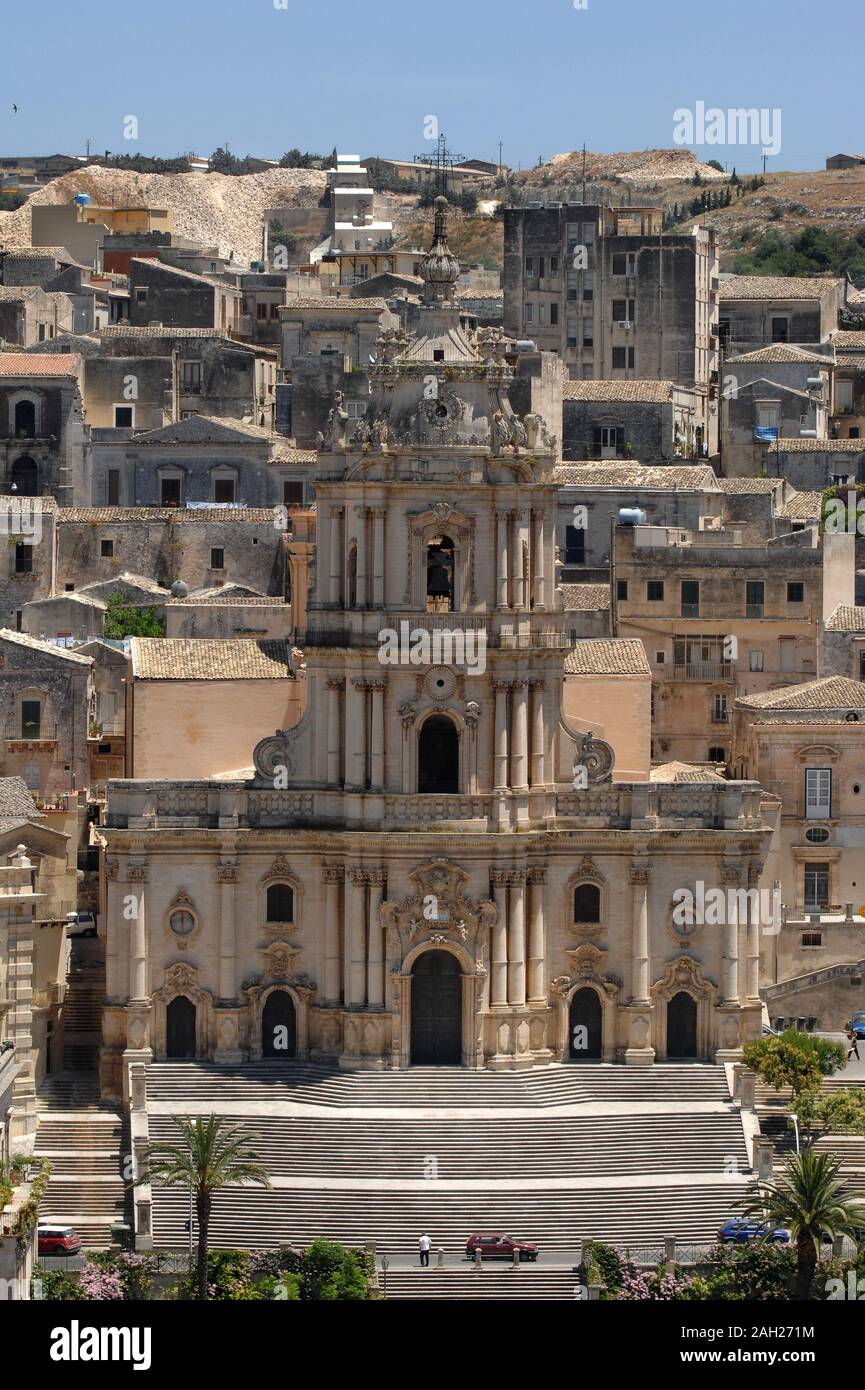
418, 714, 459, 793
166, 996, 196, 1059
667, 991, 698, 1058
410, 952, 461, 1064
568, 987, 602, 1060
262, 990, 296, 1058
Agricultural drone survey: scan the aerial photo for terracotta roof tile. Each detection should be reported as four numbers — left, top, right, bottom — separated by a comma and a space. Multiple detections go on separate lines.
0, 353, 81, 376
281, 297, 388, 312
59, 507, 278, 524
563, 379, 676, 403
738, 676, 865, 710
563, 638, 650, 676
130, 637, 292, 680
560, 583, 611, 611
719, 275, 843, 300
554, 463, 720, 490
825, 604, 865, 631
725, 344, 834, 365
0, 629, 93, 664
769, 437, 865, 453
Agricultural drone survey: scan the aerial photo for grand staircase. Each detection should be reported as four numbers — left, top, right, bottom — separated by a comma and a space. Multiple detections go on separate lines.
144, 1061, 753, 1277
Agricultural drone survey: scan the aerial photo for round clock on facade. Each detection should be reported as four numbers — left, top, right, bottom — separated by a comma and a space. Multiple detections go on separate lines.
169, 909, 195, 937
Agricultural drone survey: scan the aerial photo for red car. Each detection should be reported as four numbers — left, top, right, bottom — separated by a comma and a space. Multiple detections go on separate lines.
37, 1225, 82, 1256
466, 1232, 539, 1262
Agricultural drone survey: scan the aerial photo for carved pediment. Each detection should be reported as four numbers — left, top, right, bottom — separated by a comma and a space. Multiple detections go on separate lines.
381, 858, 496, 959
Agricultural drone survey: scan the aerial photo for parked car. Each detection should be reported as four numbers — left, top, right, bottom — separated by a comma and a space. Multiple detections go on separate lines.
717, 1218, 789, 1246
848, 1012, 865, 1040
65, 911, 97, 938
37, 1225, 82, 1257
466, 1232, 539, 1262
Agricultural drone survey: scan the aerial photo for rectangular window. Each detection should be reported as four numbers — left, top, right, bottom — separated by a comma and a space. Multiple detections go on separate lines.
100, 540, 114, 558
627, 347, 635, 368
160, 477, 181, 506
836, 379, 854, 412
210, 547, 225, 570
712, 693, 729, 723
612, 253, 627, 275
771, 316, 789, 343
801, 931, 823, 948
549, 255, 559, 276
647, 580, 664, 601
256, 303, 268, 320
550, 303, 559, 326
213, 479, 235, 504
612, 299, 627, 321
681, 579, 699, 617
746, 580, 764, 617
15, 543, 33, 574
283, 480, 304, 506
582, 272, 593, 302
135, 287, 148, 304
21, 700, 41, 740
787, 581, 804, 603
107, 469, 120, 505
538, 304, 546, 325
612, 347, 626, 369
524, 302, 533, 322
617, 579, 628, 601
181, 360, 202, 391
270, 302, 280, 320
804, 864, 830, 911
114, 405, 133, 428
805, 769, 831, 820
860, 649, 865, 681
779, 636, 796, 672
583, 324, 594, 348
749, 649, 764, 672
525, 256, 534, 275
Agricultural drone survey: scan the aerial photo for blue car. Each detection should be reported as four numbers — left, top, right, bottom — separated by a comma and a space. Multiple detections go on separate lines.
849, 1012, 865, 1040
718, 1219, 789, 1246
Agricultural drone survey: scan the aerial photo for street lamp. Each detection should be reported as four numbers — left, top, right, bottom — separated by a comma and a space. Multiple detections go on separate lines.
790, 1113, 801, 1155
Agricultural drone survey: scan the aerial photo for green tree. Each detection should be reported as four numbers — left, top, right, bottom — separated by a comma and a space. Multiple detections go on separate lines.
740, 1150, 864, 1299
102, 594, 165, 639
139, 1116, 271, 1301
251, 1238, 373, 1300
796, 1086, 865, 1136
707, 160, 724, 173
742, 1030, 845, 1098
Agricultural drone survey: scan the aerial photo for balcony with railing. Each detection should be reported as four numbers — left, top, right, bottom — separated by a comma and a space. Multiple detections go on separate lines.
672, 662, 732, 681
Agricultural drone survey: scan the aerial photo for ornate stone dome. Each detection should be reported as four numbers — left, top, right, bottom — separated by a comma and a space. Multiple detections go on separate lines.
419, 196, 460, 303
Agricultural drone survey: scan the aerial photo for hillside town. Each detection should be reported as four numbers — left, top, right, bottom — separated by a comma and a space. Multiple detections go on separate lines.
2, 127, 865, 1322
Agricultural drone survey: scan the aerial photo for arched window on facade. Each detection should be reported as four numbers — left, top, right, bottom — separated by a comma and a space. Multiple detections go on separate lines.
426, 535, 454, 612
573, 882, 601, 923
266, 882, 294, 923
11, 456, 38, 495
418, 714, 459, 794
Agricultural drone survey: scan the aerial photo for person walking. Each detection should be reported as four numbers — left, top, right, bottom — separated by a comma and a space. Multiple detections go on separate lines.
846, 1025, 861, 1063
418, 1231, 431, 1267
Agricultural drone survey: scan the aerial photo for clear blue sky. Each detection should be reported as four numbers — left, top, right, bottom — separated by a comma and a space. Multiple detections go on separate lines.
3, 0, 862, 174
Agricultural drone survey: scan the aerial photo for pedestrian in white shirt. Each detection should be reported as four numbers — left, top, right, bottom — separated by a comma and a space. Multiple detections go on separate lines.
418, 1231, 431, 1267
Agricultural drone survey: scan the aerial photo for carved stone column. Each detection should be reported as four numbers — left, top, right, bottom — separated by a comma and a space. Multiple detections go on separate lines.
345, 868, 367, 1008
490, 871, 509, 1007
323, 867, 343, 1004
128, 863, 148, 1004
721, 865, 741, 1004
354, 506, 368, 609
329, 506, 343, 606
527, 867, 547, 1002
510, 679, 529, 791
326, 678, 344, 786
347, 679, 367, 790
369, 680, 386, 791
746, 862, 762, 1001
495, 510, 510, 609
216, 860, 238, 1002
371, 508, 386, 608
507, 870, 527, 1007
530, 679, 546, 787
366, 870, 386, 1008
531, 509, 546, 610
493, 681, 510, 790
629, 863, 650, 1005
511, 510, 528, 610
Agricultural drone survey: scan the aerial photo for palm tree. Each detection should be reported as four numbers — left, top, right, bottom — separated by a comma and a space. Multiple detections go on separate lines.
740, 1149, 864, 1299
139, 1116, 271, 1301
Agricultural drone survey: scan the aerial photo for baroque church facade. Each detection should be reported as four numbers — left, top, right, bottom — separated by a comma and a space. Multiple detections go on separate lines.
98, 202, 774, 1097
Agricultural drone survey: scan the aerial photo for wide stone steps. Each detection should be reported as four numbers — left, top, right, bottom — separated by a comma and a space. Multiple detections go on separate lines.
382, 1267, 581, 1300
34, 1074, 129, 1244
35, 1153, 121, 1176
147, 1111, 748, 1180
145, 1061, 731, 1109
37, 1074, 103, 1110
149, 1181, 746, 1253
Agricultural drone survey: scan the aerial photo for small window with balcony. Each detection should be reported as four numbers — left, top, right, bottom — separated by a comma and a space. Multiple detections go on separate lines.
681, 580, 699, 617
213, 478, 235, 504
160, 477, 182, 507
21, 700, 41, 740
746, 580, 764, 618
804, 863, 830, 911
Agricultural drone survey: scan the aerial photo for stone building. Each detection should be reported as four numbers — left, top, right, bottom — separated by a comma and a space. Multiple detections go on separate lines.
126, 258, 242, 333
0, 286, 74, 347
562, 379, 704, 462
828, 330, 865, 441
721, 344, 832, 478
98, 202, 773, 1089
0, 354, 88, 503
503, 203, 718, 453
0, 631, 93, 797
821, 603, 865, 679
765, 436, 865, 490
718, 276, 845, 357
731, 677, 865, 1032
614, 519, 856, 766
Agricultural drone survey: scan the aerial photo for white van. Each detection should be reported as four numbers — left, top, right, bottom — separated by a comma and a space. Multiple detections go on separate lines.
65, 911, 98, 938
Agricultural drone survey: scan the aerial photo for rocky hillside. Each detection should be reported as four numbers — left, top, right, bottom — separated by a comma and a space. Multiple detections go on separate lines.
513, 147, 726, 187
0, 165, 327, 264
